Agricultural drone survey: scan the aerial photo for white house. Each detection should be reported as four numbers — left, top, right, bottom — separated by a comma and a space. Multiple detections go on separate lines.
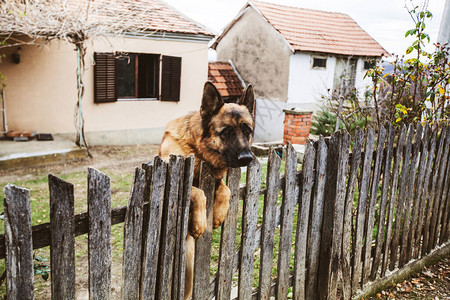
212, 0, 389, 142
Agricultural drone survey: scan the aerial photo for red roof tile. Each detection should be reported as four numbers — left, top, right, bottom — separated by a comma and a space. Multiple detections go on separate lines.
208, 62, 245, 99
69, 0, 213, 37
251, 1, 388, 57
214, 1, 388, 57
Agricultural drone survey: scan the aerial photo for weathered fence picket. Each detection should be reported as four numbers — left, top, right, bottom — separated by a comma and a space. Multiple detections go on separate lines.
370, 123, 395, 281
258, 149, 281, 300
342, 128, 364, 298
88, 167, 111, 300
49, 174, 75, 300
216, 167, 241, 299
2, 122, 450, 300
121, 168, 145, 300
238, 157, 261, 299
293, 141, 315, 300
352, 127, 375, 292
306, 137, 327, 299
192, 161, 215, 300
140, 157, 167, 299
276, 143, 297, 299
3, 184, 34, 300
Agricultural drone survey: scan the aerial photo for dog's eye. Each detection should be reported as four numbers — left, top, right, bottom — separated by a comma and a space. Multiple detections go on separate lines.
219, 127, 233, 139
242, 125, 252, 137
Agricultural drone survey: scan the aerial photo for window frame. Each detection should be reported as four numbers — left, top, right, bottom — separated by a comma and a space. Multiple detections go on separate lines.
311, 56, 327, 69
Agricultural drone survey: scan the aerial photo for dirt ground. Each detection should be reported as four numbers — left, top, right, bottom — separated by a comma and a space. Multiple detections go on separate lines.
0, 144, 160, 183
1, 144, 449, 299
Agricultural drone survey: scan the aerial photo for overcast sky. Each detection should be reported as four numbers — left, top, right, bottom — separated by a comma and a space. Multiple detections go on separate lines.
164, 0, 446, 58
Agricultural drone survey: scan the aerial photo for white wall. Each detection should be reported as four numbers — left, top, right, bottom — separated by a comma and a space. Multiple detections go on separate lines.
288, 53, 374, 111
287, 53, 336, 111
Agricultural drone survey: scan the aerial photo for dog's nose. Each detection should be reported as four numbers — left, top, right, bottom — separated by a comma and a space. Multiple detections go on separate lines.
238, 151, 253, 166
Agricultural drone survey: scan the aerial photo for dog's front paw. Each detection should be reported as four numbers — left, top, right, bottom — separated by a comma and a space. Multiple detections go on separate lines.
189, 188, 207, 239
213, 182, 231, 229
189, 209, 207, 239
213, 201, 229, 229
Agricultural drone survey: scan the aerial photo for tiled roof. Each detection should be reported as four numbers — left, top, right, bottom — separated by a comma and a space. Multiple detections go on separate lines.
208, 62, 245, 98
70, 0, 214, 37
215, 1, 388, 57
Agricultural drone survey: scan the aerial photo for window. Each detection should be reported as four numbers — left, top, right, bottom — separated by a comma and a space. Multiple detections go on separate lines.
94, 52, 182, 103
364, 60, 375, 70
312, 57, 327, 69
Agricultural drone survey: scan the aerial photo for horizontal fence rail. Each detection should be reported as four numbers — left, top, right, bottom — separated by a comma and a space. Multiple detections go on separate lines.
2, 122, 450, 299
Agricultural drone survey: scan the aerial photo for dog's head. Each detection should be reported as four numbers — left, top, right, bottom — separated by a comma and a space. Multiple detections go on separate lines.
200, 82, 255, 168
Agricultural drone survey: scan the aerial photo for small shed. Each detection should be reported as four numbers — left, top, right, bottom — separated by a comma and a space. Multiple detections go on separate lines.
208, 61, 245, 103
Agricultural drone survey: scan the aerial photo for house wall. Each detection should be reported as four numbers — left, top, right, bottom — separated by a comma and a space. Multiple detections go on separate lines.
215, 6, 292, 102
288, 53, 373, 111
0, 35, 209, 145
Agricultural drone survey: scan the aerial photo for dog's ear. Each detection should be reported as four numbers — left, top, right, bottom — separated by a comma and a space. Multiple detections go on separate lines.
239, 85, 255, 116
200, 82, 224, 126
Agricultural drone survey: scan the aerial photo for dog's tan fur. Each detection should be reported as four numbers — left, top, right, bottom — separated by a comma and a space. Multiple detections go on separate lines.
158, 82, 255, 299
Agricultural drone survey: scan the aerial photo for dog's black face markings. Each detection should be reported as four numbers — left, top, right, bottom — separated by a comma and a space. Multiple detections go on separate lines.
200, 81, 255, 168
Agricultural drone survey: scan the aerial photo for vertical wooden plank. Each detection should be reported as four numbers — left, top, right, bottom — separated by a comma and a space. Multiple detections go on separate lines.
276, 143, 297, 299
326, 131, 350, 299
439, 146, 450, 246
293, 141, 316, 300
156, 155, 184, 300
362, 126, 386, 284
257, 149, 281, 300
121, 168, 146, 300
306, 137, 327, 299
238, 157, 261, 300
49, 175, 75, 300
317, 132, 341, 300
422, 126, 446, 256
370, 123, 395, 281
342, 128, 364, 299
413, 129, 437, 258
216, 166, 241, 299
351, 127, 375, 292
406, 124, 430, 261
3, 184, 34, 300
399, 124, 423, 267
389, 124, 414, 270
88, 167, 111, 300
140, 156, 167, 299
428, 126, 450, 251
174, 156, 195, 300
192, 161, 215, 300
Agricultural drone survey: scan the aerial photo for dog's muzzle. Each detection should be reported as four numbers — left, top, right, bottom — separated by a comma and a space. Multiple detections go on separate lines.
237, 151, 253, 166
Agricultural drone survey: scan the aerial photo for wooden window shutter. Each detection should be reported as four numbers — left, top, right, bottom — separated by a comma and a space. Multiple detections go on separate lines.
161, 56, 182, 102
94, 53, 117, 103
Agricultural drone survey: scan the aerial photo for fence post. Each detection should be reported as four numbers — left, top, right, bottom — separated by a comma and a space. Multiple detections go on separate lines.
88, 167, 112, 300
371, 123, 395, 281
49, 175, 75, 300
258, 149, 281, 300
216, 166, 241, 299
3, 184, 34, 300
238, 157, 261, 299
192, 161, 215, 300
140, 157, 167, 299
306, 137, 327, 299
121, 168, 146, 300
342, 128, 364, 299
156, 155, 184, 300
363, 126, 386, 283
173, 156, 194, 300
352, 127, 375, 292
276, 143, 297, 299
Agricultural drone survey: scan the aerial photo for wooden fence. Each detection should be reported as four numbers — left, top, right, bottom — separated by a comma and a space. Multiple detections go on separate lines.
2, 122, 450, 299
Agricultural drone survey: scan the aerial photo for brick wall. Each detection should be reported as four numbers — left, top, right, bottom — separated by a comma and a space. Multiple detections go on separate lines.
283, 109, 312, 145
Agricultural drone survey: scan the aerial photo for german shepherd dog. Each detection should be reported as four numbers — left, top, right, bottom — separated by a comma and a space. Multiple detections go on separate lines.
158, 82, 255, 299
